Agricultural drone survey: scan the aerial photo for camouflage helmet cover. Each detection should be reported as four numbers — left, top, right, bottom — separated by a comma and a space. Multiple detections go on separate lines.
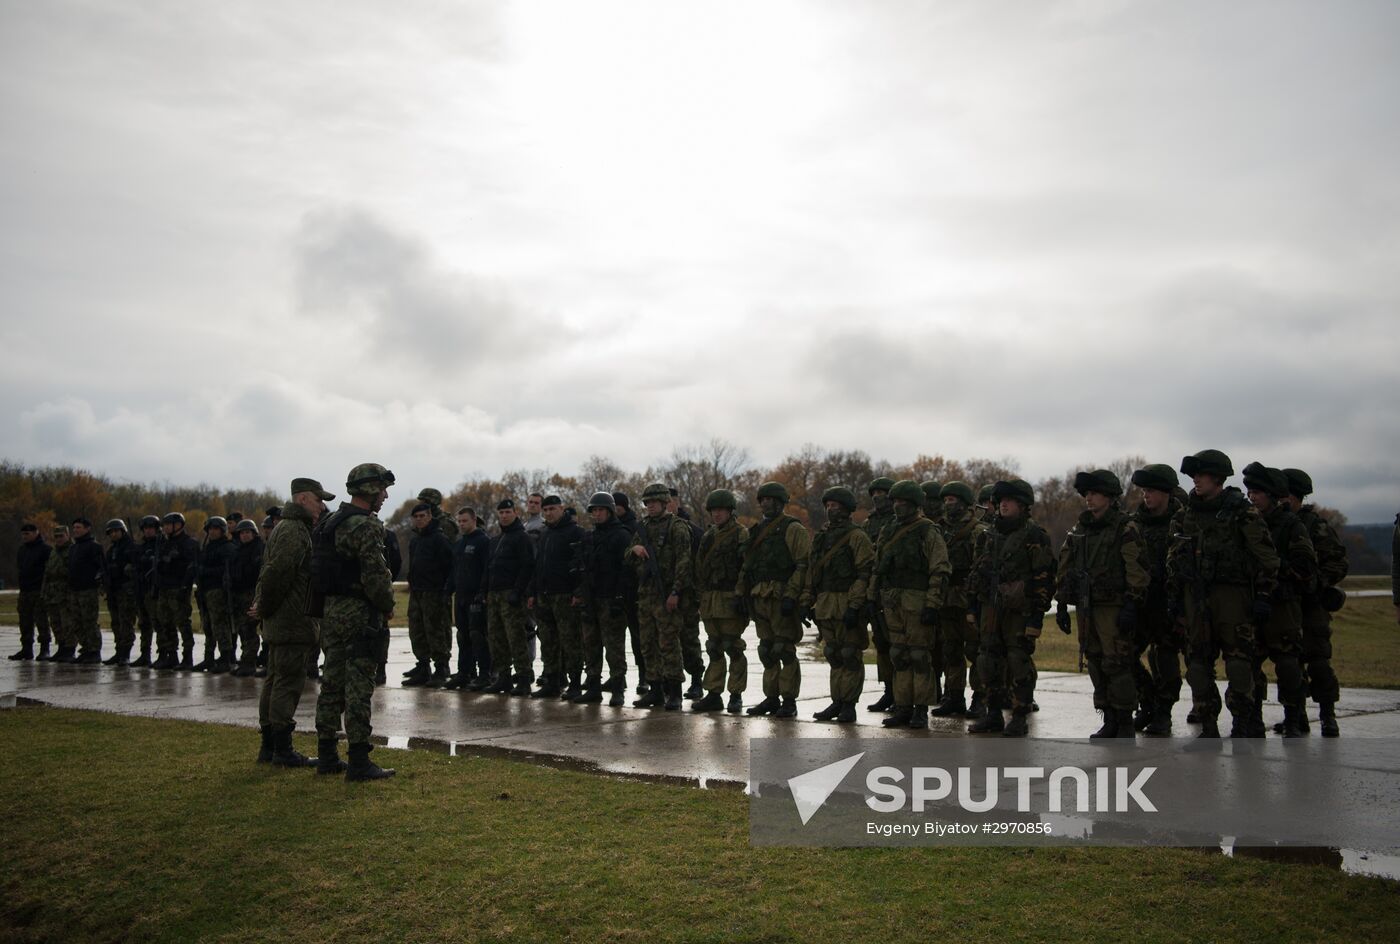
991, 479, 1035, 507
1131, 464, 1180, 493
704, 488, 738, 511
233, 519, 258, 534
346, 463, 395, 498
640, 482, 671, 504
1180, 449, 1233, 479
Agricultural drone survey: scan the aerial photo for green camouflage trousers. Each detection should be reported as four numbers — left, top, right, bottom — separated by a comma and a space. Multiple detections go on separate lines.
1135, 603, 1182, 712
976, 604, 1038, 711
202, 588, 234, 660
1184, 584, 1254, 720
1078, 603, 1137, 712
750, 594, 802, 699
315, 598, 381, 744
816, 617, 865, 703
18, 590, 51, 651
938, 605, 981, 702
71, 588, 101, 654
702, 616, 748, 695
141, 589, 158, 653
583, 602, 628, 682
46, 594, 70, 649
639, 589, 684, 684
110, 583, 139, 655
259, 643, 310, 728
487, 592, 532, 680
680, 595, 703, 679
408, 589, 452, 665
1252, 598, 1305, 709
870, 604, 893, 685
883, 590, 936, 708
156, 589, 193, 658
535, 593, 582, 680
231, 590, 260, 668
1299, 601, 1340, 705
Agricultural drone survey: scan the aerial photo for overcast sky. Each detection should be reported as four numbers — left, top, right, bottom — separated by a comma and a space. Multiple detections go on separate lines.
2, 0, 1397, 521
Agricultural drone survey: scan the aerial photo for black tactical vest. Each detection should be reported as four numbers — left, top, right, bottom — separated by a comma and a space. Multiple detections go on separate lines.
811, 522, 860, 593
311, 505, 370, 597
742, 515, 799, 584
878, 517, 934, 591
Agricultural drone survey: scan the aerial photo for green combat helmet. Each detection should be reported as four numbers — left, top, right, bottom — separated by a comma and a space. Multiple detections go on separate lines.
1180, 449, 1233, 479
867, 477, 895, 496
1282, 468, 1313, 498
346, 463, 395, 497
1073, 470, 1123, 497
756, 481, 791, 503
586, 492, 616, 512
940, 481, 975, 506
1131, 464, 1180, 493
705, 489, 738, 510
640, 482, 671, 504
888, 480, 925, 505
820, 486, 857, 511
991, 479, 1035, 507
920, 481, 943, 506
976, 484, 995, 506
417, 487, 444, 507
1242, 462, 1289, 499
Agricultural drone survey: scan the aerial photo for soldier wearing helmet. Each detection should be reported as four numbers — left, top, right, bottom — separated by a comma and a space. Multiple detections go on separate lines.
802, 486, 876, 724
154, 512, 199, 669
932, 482, 991, 719
576, 491, 634, 705
626, 483, 696, 710
102, 518, 140, 665
689, 489, 751, 714
862, 477, 897, 712
737, 481, 812, 719
196, 516, 237, 673
129, 515, 162, 667
228, 519, 264, 676
1127, 464, 1187, 736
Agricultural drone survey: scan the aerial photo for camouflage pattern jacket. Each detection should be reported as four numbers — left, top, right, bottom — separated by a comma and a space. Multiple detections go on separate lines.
801, 519, 876, 618
256, 501, 318, 646
626, 512, 693, 600
1055, 506, 1150, 609
1296, 505, 1348, 595
938, 505, 990, 611
694, 518, 748, 620
1261, 504, 1317, 604
1167, 487, 1279, 604
970, 514, 1055, 617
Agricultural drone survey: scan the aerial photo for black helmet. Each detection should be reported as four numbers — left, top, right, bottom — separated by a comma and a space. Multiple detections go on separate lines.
161, 512, 186, 527
205, 516, 228, 533
233, 519, 258, 535
586, 491, 616, 512
104, 518, 128, 533
139, 515, 161, 530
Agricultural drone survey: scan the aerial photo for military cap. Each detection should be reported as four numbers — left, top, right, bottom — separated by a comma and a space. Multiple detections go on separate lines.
977, 484, 995, 504
206, 516, 228, 532
260, 516, 276, 529
104, 518, 128, 533
867, 476, 896, 495
1242, 462, 1290, 499
227, 511, 244, 523
1283, 468, 1314, 498
233, 519, 258, 534
497, 498, 516, 510
345, 463, 395, 498
821, 486, 858, 511
1131, 464, 1180, 493
1180, 449, 1233, 479
587, 492, 617, 512
417, 487, 444, 506
756, 481, 791, 503
940, 481, 975, 506
52, 525, 69, 537
265, 506, 282, 519
641, 483, 671, 504
72, 516, 91, 528
162, 512, 185, 527
541, 495, 562, 507
612, 491, 631, 509
291, 477, 336, 501
704, 489, 738, 511
1073, 469, 1123, 498
888, 480, 926, 504
991, 479, 1035, 507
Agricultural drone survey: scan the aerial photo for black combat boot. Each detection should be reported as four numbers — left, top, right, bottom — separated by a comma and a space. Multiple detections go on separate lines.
1228, 712, 1252, 738
968, 699, 1004, 734
908, 705, 929, 730
426, 662, 450, 689
1186, 707, 1200, 724
633, 682, 664, 708
510, 674, 534, 697
10, 646, 33, 661
345, 743, 395, 782
684, 674, 704, 700
49, 647, 75, 663
1279, 703, 1306, 738
1090, 708, 1118, 739
1249, 701, 1268, 738
930, 695, 966, 717
441, 672, 466, 691
102, 652, 121, 665
1320, 703, 1340, 738
692, 691, 723, 712
1144, 705, 1173, 736
774, 697, 798, 719
1116, 710, 1137, 738
192, 656, 211, 672
813, 700, 842, 721
867, 684, 894, 713
36, 642, 52, 661
306, 661, 320, 681
177, 651, 194, 671
131, 644, 151, 667
966, 691, 987, 720
257, 725, 273, 764
726, 693, 744, 714
271, 725, 318, 768
882, 706, 913, 727
664, 679, 683, 711
401, 661, 431, 687
75, 649, 101, 665
150, 651, 173, 670
576, 676, 603, 704
209, 657, 229, 674
1274, 701, 1312, 735
484, 673, 512, 694
561, 675, 582, 701
836, 702, 857, 723
373, 665, 386, 685
1133, 704, 1153, 732
607, 678, 626, 706
746, 695, 780, 716
317, 738, 348, 775
531, 674, 560, 698
1002, 707, 1030, 738
1198, 714, 1221, 738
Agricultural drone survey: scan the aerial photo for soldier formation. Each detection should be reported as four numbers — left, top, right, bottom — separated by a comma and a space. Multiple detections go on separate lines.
8, 451, 1374, 778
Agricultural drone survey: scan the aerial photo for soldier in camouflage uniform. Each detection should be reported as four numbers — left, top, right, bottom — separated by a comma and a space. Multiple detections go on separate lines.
229, 519, 265, 676
42, 526, 74, 661
580, 492, 633, 706
1167, 450, 1280, 739
252, 477, 333, 769
871, 481, 950, 729
862, 477, 897, 711
196, 517, 237, 673
627, 483, 694, 710
417, 487, 460, 541
155, 513, 199, 670
691, 489, 750, 714
920, 481, 945, 528
66, 518, 106, 663
739, 481, 812, 719
1054, 470, 1150, 738
312, 464, 397, 781
803, 487, 875, 724
1242, 463, 1313, 738
103, 519, 140, 665
967, 479, 1055, 737
668, 488, 707, 700
132, 516, 162, 667
977, 484, 996, 518
1281, 469, 1347, 737
1127, 464, 1186, 735
931, 482, 990, 717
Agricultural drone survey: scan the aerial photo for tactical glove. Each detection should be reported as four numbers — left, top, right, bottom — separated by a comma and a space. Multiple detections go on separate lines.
1055, 601, 1072, 635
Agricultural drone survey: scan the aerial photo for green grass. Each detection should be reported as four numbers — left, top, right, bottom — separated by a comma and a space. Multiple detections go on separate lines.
2, 707, 1398, 944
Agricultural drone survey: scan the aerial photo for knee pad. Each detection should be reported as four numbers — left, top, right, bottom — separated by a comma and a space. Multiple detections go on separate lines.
757, 638, 775, 665
823, 643, 841, 666
705, 637, 724, 657
890, 644, 911, 671
840, 646, 864, 672
725, 636, 746, 657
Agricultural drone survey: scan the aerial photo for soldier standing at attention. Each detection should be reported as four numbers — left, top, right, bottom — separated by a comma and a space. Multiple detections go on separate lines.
967, 480, 1055, 737
862, 477, 897, 712
11, 523, 51, 661
931, 482, 989, 718
1242, 463, 1313, 738
132, 516, 162, 667
403, 502, 455, 689
668, 488, 707, 700
1280, 469, 1347, 737
803, 487, 875, 724
66, 517, 106, 664
43, 526, 74, 662
197, 517, 237, 673
312, 464, 397, 781
738, 481, 811, 719
103, 519, 140, 666
446, 508, 491, 691
691, 489, 750, 714
155, 513, 200, 670
579, 493, 634, 706
229, 519, 265, 677
1053, 470, 1150, 738
484, 499, 535, 695
528, 495, 587, 699
627, 483, 695, 711
1167, 450, 1280, 739
1127, 464, 1186, 735
251, 478, 332, 769
612, 491, 649, 695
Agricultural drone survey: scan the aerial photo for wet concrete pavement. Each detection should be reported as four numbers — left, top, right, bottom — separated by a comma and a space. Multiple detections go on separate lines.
4, 625, 1399, 786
